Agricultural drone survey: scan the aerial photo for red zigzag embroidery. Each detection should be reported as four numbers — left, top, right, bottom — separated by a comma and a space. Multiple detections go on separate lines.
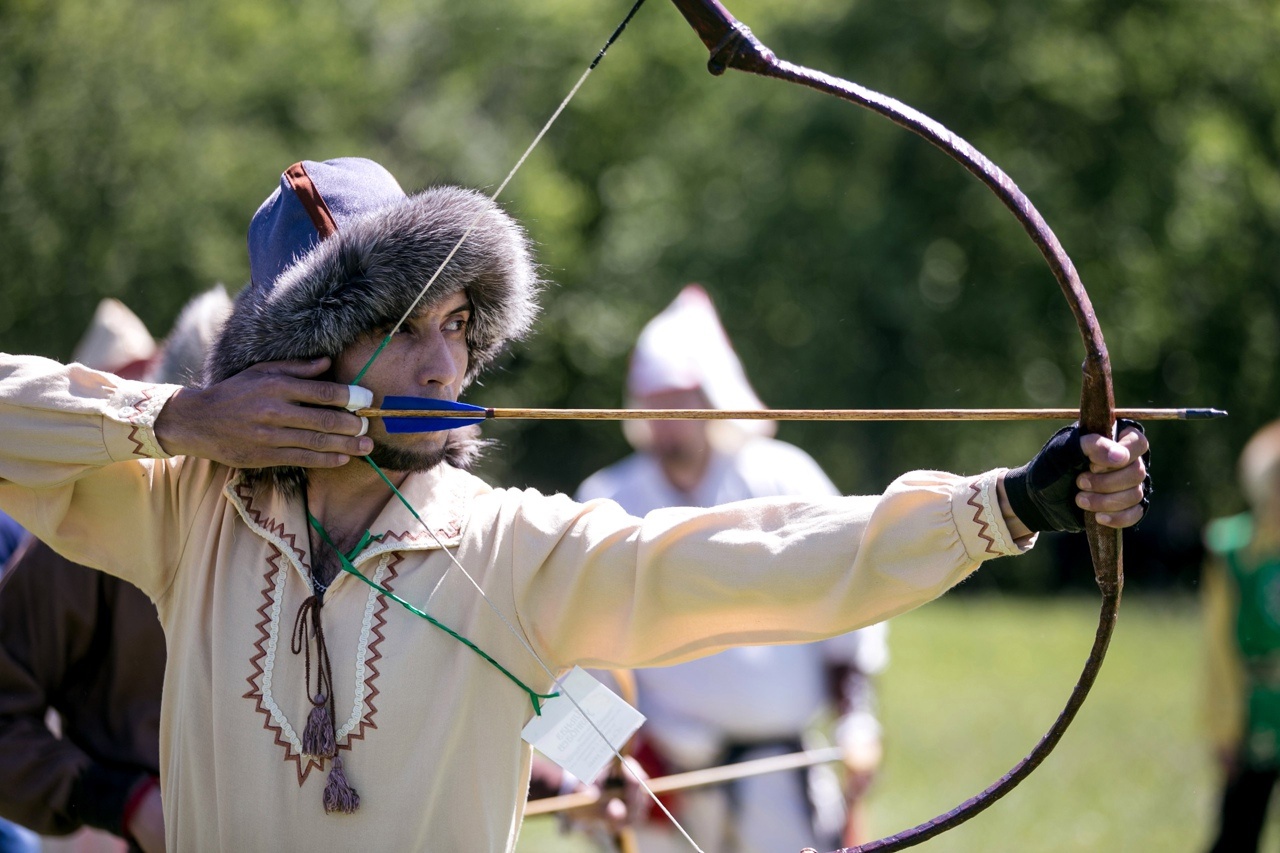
238, 485, 394, 785
966, 482, 1001, 556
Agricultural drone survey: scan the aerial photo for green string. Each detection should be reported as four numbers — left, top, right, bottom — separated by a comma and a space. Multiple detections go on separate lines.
343, 528, 384, 561
351, 333, 392, 385
306, 506, 558, 716
341, 326, 560, 714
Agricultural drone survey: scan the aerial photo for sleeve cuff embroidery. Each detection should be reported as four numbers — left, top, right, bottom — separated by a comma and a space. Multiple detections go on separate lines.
955, 469, 1030, 560
109, 383, 180, 461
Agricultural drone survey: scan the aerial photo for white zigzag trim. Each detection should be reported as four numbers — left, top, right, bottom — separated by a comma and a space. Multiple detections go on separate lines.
338, 554, 389, 740
261, 559, 302, 752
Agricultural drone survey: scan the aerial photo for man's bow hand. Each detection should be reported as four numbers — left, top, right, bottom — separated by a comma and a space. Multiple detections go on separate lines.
1076, 425, 1151, 528
1000, 420, 1151, 539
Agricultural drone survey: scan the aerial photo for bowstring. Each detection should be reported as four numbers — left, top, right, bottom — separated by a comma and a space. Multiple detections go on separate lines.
352, 0, 649, 384
342, 1, 706, 848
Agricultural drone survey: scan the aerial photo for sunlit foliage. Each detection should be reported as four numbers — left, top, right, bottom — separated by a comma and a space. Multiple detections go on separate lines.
2, 0, 1276, 585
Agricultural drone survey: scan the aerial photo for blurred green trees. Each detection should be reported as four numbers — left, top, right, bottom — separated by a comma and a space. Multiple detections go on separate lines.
2, 0, 1276, 585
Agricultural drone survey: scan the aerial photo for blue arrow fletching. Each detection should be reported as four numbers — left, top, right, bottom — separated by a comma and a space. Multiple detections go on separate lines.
380, 397, 488, 433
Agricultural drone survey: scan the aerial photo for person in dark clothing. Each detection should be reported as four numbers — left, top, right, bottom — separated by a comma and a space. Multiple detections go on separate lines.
0, 511, 24, 568
0, 540, 166, 849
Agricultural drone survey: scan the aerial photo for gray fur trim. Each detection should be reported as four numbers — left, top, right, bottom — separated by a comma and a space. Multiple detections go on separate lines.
205, 185, 541, 494
206, 186, 540, 385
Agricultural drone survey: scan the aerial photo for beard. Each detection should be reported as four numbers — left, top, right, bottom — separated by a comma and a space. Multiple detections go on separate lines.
368, 437, 451, 473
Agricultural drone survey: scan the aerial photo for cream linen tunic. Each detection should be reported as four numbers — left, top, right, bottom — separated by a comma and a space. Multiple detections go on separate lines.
0, 355, 1028, 851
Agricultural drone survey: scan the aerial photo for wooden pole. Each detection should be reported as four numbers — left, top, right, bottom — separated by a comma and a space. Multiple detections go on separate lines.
523, 746, 844, 817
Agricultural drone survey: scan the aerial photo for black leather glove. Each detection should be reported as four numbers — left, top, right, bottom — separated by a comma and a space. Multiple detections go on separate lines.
1004, 419, 1151, 533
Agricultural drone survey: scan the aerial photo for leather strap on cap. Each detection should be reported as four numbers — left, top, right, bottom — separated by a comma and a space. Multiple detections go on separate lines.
284, 162, 338, 239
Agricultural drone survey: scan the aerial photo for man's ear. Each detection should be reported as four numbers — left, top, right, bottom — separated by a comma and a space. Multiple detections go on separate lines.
311, 355, 338, 384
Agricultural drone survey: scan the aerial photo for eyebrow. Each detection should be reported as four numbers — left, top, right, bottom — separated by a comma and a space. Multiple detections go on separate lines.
414, 292, 472, 319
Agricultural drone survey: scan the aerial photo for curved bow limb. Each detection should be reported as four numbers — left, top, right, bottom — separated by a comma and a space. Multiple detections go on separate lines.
664, 1, 1122, 850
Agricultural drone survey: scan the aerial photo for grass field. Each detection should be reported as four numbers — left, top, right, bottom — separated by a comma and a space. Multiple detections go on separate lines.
517, 593, 1274, 852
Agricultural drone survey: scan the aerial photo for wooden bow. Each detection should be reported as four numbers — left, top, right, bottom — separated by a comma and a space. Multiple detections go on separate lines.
345, 1, 1147, 848
659, 1, 1124, 850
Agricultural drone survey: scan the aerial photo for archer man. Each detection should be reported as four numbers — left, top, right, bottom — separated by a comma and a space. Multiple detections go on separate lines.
0, 158, 1149, 851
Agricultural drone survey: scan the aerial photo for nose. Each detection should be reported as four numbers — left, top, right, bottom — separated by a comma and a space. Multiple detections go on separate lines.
410, 328, 463, 390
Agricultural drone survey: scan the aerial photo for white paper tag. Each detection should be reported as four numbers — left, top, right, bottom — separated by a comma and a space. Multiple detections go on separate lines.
521, 666, 645, 784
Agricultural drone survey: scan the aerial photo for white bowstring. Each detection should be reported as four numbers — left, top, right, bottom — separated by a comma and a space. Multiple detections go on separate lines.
381, 0, 648, 341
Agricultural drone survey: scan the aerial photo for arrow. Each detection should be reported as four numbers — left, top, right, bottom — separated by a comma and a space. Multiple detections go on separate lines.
367, 397, 1226, 432
522, 745, 845, 817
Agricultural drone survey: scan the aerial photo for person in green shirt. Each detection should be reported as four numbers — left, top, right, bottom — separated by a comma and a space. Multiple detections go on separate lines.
1203, 419, 1280, 852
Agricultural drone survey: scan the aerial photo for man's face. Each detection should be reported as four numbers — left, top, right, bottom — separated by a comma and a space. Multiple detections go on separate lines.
333, 290, 472, 472
635, 386, 711, 467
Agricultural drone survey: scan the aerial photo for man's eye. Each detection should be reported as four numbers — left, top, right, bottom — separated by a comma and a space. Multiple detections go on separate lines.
445, 317, 469, 332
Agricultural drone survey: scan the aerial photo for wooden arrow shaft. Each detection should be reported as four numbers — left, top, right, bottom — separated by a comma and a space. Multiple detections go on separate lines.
358, 406, 1225, 422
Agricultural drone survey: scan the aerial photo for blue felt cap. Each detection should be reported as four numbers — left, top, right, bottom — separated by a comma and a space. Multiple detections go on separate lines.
247, 157, 407, 289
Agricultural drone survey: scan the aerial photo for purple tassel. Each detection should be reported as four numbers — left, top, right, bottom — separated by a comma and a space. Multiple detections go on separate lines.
301, 693, 336, 758
323, 753, 360, 814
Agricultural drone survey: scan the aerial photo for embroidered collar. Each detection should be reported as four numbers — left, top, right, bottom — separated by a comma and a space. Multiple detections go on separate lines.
232, 461, 478, 793
225, 463, 474, 583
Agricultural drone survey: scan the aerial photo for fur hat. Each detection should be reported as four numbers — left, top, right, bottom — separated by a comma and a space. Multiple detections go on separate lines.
204, 158, 542, 493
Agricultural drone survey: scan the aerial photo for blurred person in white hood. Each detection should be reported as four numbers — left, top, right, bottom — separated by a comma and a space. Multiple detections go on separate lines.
577, 284, 888, 852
